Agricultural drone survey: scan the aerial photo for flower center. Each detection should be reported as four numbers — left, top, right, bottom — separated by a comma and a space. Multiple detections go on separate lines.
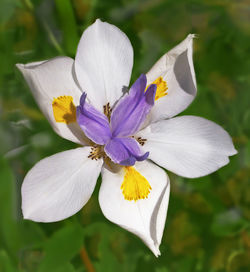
103, 102, 112, 121
52, 96, 76, 124
121, 166, 151, 201
146, 76, 168, 101
136, 137, 147, 146
88, 145, 105, 160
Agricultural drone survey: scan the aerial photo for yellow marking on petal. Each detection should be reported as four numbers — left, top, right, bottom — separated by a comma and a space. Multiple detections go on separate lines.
52, 96, 76, 124
121, 166, 152, 201
146, 76, 168, 101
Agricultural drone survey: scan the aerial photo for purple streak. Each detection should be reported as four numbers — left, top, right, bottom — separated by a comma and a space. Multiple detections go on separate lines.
104, 137, 149, 166
110, 74, 156, 137
76, 93, 111, 145
76, 74, 155, 166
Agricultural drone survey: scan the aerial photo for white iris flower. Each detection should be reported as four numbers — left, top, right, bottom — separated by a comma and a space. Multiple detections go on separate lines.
16, 19, 236, 256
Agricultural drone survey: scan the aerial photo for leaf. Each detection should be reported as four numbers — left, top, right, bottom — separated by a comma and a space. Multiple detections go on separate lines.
54, 263, 76, 272
211, 209, 248, 237
54, 0, 79, 56
0, 0, 19, 24
38, 224, 84, 272
0, 157, 45, 261
0, 250, 17, 272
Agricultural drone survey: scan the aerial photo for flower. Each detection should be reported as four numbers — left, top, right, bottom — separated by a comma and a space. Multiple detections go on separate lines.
16, 19, 237, 256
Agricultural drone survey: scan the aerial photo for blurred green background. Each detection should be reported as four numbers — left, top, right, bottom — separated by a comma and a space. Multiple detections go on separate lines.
0, 0, 250, 271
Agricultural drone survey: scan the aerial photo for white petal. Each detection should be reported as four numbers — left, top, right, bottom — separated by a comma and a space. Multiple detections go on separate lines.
22, 147, 103, 222
146, 34, 197, 122
75, 19, 133, 112
99, 161, 170, 256
137, 116, 237, 178
16, 57, 88, 145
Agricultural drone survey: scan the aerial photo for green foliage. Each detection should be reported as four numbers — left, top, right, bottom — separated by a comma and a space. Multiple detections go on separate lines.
0, 0, 249, 271
54, 0, 79, 56
38, 224, 84, 272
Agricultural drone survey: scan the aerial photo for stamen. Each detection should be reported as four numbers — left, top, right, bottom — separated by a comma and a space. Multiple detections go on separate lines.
121, 167, 152, 201
103, 102, 112, 122
88, 145, 104, 160
52, 96, 76, 124
146, 77, 168, 101
136, 137, 147, 146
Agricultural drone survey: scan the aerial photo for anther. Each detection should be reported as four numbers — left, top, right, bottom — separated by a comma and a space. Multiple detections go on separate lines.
103, 102, 112, 121
88, 145, 104, 160
137, 137, 147, 146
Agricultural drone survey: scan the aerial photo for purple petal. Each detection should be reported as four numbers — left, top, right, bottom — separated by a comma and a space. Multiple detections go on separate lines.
77, 93, 111, 145
110, 74, 157, 137
104, 137, 149, 166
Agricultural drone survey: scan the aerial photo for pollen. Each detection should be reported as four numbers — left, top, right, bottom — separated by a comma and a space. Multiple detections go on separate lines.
146, 76, 168, 101
136, 137, 147, 146
52, 96, 76, 124
103, 102, 112, 122
121, 167, 152, 201
88, 145, 104, 160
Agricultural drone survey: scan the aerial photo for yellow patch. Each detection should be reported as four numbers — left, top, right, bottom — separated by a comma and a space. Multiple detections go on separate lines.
121, 167, 152, 201
147, 76, 168, 101
52, 96, 76, 124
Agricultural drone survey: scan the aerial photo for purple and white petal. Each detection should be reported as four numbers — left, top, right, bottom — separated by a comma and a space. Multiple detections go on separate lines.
99, 160, 170, 256
75, 19, 134, 112
77, 93, 111, 145
104, 137, 149, 166
146, 34, 197, 123
137, 116, 237, 178
22, 147, 103, 222
111, 74, 156, 137
16, 57, 87, 145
